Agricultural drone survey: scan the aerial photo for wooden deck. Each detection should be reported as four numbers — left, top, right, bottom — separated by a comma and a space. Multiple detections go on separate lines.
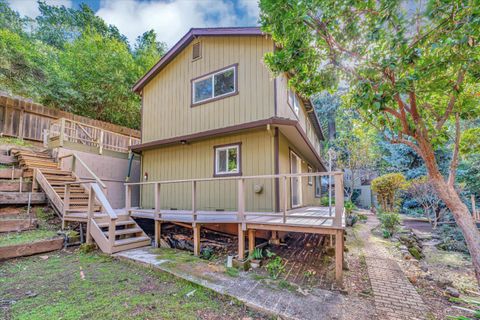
128, 206, 344, 230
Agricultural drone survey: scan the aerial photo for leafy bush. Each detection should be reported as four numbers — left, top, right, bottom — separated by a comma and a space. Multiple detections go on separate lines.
371, 173, 407, 212
436, 224, 469, 253
249, 248, 263, 260
344, 200, 357, 215
266, 256, 285, 279
320, 196, 334, 206
378, 211, 401, 237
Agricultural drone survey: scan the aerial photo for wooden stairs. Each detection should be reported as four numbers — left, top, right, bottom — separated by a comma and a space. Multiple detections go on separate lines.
10, 148, 151, 254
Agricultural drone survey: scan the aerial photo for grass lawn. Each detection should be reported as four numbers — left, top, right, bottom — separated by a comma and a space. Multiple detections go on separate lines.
0, 251, 268, 320
0, 230, 59, 247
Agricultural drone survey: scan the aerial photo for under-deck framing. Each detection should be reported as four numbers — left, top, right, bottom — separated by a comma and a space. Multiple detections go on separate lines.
124, 171, 345, 281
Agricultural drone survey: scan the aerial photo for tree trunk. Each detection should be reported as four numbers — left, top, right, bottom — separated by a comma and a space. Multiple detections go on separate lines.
419, 138, 480, 285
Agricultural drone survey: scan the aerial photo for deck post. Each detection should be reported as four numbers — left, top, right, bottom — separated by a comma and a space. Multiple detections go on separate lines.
154, 183, 161, 219
335, 229, 344, 283
99, 130, 104, 155
248, 229, 255, 255
282, 176, 288, 223
125, 184, 131, 215
62, 184, 71, 229
192, 181, 197, 222
86, 186, 94, 245
193, 224, 201, 256
238, 224, 245, 260
334, 173, 344, 227
237, 179, 245, 223
59, 118, 65, 147
154, 221, 161, 248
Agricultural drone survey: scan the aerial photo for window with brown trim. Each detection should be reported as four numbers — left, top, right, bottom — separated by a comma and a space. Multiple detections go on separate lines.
192, 64, 238, 106
192, 42, 201, 60
214, 143, 241, 176
287, 88, 300, 116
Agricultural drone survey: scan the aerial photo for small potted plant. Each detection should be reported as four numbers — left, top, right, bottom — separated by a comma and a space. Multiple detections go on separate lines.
249, 248, 264, 268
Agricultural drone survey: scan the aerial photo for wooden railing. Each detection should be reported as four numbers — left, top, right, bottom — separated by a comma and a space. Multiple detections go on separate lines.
58, 153, 107, 191
48, 118, 140, 154
33, 168, 64, 214
124, 172, 345, 228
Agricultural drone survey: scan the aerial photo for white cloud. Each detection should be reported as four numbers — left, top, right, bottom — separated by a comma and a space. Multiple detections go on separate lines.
96, 0, 259, 48
7, 0, 73, 18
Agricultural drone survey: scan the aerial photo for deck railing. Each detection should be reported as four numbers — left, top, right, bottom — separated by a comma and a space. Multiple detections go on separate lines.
47, 118, 141, 154
124, 171, 345, 228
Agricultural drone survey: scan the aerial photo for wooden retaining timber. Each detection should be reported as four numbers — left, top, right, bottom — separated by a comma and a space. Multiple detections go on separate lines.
0, 168, 22, 179
0, 154, 16, 165
0, 237, 64, 260
0, 219, 37, 233
0, 93, 140, 142
0, 180, 32, 192
0, 192, 46, 204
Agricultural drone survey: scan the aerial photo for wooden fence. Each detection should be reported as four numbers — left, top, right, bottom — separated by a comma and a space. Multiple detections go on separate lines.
0, 93, 140, 142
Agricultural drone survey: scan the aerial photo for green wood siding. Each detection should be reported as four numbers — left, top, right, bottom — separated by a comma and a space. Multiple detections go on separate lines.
141, 129, 275, 212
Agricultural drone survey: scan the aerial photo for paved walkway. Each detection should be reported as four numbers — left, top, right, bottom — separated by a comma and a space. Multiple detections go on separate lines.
115, 247, 374, 320
361, 215, 428, 320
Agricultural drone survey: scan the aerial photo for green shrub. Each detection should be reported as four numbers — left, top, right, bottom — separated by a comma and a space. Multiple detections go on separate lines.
249, 248, 263, 260
378, 211, 401, 237
344, 200, 356, 215
320, 196, 335, 206
371, 173, 407, 212
266, 256, 285, 279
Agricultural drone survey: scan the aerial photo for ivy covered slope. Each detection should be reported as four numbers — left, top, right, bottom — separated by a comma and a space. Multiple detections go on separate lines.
0, 1, 166, 129
259, 0, 480, 284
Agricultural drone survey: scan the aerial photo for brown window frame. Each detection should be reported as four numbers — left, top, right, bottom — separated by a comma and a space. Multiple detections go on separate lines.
191, 63, 239, 107
213, 142, 242, 177
307, 165, 313, 186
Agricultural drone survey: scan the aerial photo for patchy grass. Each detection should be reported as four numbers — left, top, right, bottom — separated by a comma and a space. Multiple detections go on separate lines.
225, 267, 239, 277
151, 247, 199, 265
0, 229, 59, 247
0, 137, 32, 147
0, 251, 267, 320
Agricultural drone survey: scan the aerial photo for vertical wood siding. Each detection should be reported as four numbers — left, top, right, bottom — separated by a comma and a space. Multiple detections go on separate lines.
141, 129, 275, 212
278, 132, 321, 211
142, 36, 275, 143
275, 75, 321, 155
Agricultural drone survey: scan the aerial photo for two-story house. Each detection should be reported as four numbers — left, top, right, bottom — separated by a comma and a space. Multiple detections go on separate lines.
131, 27, 326, 221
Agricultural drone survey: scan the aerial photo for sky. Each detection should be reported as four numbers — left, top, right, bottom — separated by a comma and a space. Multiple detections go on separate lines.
7, 0, 260, 47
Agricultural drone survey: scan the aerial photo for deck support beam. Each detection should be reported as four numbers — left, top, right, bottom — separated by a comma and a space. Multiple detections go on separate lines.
248, 229, 255, 255
154, 221, 162, 248
193, 224, 201, 256
238, 224, 245, 260
335, 229, 344, 283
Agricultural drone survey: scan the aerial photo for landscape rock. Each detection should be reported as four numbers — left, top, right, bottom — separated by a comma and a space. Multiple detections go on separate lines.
445, 286, 460, 298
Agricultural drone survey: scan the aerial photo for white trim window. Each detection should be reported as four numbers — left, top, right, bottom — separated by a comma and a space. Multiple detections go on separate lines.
193, 66, 236, 104
288, 89, 300, 116
215, 144, 240, 176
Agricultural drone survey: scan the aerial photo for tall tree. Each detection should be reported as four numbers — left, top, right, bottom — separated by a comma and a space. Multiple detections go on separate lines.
133, 30, 167, 72
259, 0, 480, 283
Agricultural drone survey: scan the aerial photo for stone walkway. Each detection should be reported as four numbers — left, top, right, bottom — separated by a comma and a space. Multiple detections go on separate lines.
115, 247, 374, 320
361, 215, 428, 320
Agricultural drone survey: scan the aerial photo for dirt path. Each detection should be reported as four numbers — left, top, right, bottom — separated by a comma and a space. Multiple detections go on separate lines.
360, 214, 429, 320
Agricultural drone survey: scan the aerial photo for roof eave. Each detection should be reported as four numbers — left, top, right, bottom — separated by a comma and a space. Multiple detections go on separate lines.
133, 27, 264, 93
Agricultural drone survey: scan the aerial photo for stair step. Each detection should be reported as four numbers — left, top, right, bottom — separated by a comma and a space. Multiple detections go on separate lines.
38, 168, 72, 175
11, 150, 51, 158
103, 227, 143, 237
97, 220, 136, 228
65, 207, 101, 212
49, 181, 80, 186
19, 155, 54, 162
21, 162, 59, 169
44, 175, 75, 181
60, 194, 89, 199
114, 236, 150, 247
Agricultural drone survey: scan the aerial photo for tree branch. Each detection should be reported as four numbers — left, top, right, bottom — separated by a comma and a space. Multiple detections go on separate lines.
436, 68, 466, 130
448, 112, 461, 187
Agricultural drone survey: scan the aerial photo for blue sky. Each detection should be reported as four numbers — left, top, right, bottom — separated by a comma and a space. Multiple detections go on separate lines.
8, 0, 260, 47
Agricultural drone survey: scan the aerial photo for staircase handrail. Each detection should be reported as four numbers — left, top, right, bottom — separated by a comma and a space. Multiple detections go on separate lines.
59, 153, 107, 190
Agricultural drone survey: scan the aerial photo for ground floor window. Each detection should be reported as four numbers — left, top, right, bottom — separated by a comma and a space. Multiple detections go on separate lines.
308, 166, 313, 186
214, 143, 241, 176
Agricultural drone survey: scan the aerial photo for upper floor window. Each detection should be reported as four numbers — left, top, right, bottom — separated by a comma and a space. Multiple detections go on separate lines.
214, 143, 241, 176
192, 64, 237, 106
288, 89, 300, 116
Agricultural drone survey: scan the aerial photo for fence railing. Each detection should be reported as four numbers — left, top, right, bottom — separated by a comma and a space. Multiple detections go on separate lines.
124, 171, 345, 228
48, 118, 141, 154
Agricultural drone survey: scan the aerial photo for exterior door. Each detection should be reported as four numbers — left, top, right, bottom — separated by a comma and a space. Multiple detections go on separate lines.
290, 151, 302, 208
